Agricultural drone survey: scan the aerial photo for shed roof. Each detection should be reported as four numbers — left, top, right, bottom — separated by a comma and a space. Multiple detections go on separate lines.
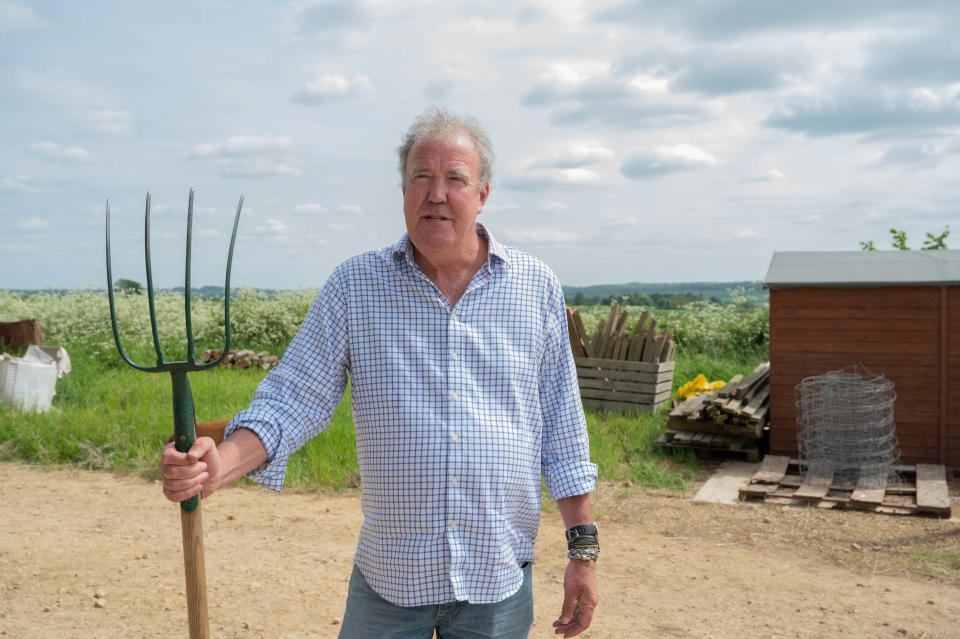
764, 250, 960, 289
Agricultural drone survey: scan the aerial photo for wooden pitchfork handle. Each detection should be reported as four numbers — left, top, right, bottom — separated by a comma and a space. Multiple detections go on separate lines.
172, 370, 210, 639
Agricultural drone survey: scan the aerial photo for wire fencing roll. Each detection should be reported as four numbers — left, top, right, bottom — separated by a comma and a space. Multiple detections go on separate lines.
795, 365, 900, 488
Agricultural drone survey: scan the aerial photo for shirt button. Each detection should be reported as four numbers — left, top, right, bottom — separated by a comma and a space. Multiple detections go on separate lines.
450, 391, 459, 400
450, 521, 457, 529
450, 351, 459, 360
450, 433, 459, 442
450, 477, 458, 486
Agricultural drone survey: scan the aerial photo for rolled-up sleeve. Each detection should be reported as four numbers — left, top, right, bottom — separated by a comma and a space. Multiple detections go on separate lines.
224, 269, 351, 491
539, 278, 597, 500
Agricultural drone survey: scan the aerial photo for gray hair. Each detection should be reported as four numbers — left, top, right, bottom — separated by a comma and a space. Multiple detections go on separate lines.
397, 107, 495, 190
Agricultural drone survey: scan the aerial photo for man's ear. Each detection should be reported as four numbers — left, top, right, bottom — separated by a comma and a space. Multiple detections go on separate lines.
477, 182, 490, 213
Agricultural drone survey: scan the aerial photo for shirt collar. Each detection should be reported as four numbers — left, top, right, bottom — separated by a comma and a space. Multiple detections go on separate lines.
392, 223, 509, 271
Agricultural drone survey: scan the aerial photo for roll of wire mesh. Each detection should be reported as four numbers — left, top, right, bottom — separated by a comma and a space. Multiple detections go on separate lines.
795, 364, 900, 488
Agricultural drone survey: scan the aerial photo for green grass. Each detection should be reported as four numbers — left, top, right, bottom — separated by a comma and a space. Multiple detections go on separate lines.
1, 334, 768, 493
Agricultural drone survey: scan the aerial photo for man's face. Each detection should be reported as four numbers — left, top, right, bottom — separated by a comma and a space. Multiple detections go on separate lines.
402, 130, 489, 264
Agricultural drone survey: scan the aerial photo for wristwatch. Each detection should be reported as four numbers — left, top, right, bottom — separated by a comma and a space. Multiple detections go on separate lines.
565, 523, 599, 544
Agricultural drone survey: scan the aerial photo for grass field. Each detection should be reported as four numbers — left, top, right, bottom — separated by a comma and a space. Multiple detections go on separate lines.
0, 290, 769, 491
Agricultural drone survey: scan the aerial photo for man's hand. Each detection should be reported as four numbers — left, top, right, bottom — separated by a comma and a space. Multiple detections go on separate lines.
159, 436, 222, 503
552, 558, 598, 637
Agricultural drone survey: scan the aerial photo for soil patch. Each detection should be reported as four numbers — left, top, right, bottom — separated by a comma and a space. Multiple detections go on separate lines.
1, 462, 959, 638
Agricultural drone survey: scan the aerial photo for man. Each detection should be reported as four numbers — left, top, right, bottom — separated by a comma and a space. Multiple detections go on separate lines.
160, 108, 599, 638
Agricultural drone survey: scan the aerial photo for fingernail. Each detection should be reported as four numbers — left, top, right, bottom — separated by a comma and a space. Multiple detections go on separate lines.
558, 617, 570, 624
198, 472, 209, 482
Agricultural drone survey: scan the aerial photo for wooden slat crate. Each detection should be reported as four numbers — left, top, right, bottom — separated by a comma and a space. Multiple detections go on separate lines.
575, 357, 674, 414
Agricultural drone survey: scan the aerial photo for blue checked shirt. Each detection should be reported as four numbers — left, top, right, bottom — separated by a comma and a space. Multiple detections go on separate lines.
225, 224, 596, 607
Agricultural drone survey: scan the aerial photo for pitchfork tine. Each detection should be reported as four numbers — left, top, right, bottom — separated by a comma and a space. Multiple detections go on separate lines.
106, 199, 152, 372
185, 189, 196, 364
144, 192, 166, 366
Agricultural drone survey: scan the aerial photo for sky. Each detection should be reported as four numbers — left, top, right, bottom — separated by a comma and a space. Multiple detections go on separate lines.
2, 1, 958, 290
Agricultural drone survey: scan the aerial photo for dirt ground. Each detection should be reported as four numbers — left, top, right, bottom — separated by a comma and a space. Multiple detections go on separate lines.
2, 461, 959, 639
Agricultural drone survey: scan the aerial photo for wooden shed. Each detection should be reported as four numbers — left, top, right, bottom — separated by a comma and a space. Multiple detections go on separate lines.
764, 250, 960, 470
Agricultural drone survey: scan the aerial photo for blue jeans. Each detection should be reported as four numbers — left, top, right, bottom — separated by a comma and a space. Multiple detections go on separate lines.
337, 564, 534, 639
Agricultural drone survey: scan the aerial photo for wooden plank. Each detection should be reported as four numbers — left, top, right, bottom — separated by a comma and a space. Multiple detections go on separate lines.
575, 357, 675, 374
752, 455, 790, 484
582, 397, 667, 414
631, 311, 650, 337
915, 464, 951, 514
642, 333, 664, 363
772, 340, 940, 356
579, 387, 672, 404
577, 377, 673, 395
590, 318, 606, 357
566, 308, 587, 358
850, 473, 886, 506
576, 370, 674, 387
740, 483, 779, 498
770, 286, 941, 309
670, 393, 709, 418
571, 311, 592, 358
793, 463, 835, 501
772, 317, 940, 332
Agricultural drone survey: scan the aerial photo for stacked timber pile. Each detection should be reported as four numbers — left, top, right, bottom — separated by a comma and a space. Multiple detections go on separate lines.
567, 305, 675, 414
658, 362, 770, 461
200, 348, 280, 371
566, 305, 675, 363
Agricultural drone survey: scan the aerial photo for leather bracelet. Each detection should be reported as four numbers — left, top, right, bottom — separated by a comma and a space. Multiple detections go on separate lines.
568, 536, 599, 550
568, 547, 599, 562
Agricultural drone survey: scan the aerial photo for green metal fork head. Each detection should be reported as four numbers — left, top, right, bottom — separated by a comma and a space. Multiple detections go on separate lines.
106, 189, 242, 512
105, 188, 243, 373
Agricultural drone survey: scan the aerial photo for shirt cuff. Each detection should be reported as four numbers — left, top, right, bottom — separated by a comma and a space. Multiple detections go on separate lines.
543, 458, 598, 501
223, 417, 289, 492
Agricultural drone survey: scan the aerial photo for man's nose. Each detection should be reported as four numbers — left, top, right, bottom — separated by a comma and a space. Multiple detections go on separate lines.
427, 178, 447, 203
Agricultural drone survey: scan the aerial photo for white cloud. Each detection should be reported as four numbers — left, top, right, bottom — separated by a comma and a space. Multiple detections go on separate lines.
335, 204, 363, 213
16, 217, 49, 231
538, 202, 569, 214
740, 168, 787, 183
255, 219, 288, 235
765, 85, 960, 137
504, 167, 600, 191
17, 68, 121, 108
28, 141, 93, 163
71, 109, 135, 136
292, 74, 374, 105
216, 159, 303, 178
294, 203, 328, 214
528, 144, 615, 169
193, 135, 293, 157
0, 2, 40, 31
499, 228, 580, 244
621, 144, 717, 179
0, 176, 43, 193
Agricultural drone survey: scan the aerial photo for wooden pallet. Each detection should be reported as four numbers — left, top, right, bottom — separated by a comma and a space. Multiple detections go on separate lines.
656, 428, 760, 462
739, 456, 952, 517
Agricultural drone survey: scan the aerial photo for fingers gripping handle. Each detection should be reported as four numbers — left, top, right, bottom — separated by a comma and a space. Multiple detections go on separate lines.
171, 371, 200, 512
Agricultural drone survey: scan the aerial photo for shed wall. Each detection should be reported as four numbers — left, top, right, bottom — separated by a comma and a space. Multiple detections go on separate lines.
769, 286, 957, 467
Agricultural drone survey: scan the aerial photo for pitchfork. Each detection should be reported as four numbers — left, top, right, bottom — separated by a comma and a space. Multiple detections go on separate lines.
106, 189, 242, 639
